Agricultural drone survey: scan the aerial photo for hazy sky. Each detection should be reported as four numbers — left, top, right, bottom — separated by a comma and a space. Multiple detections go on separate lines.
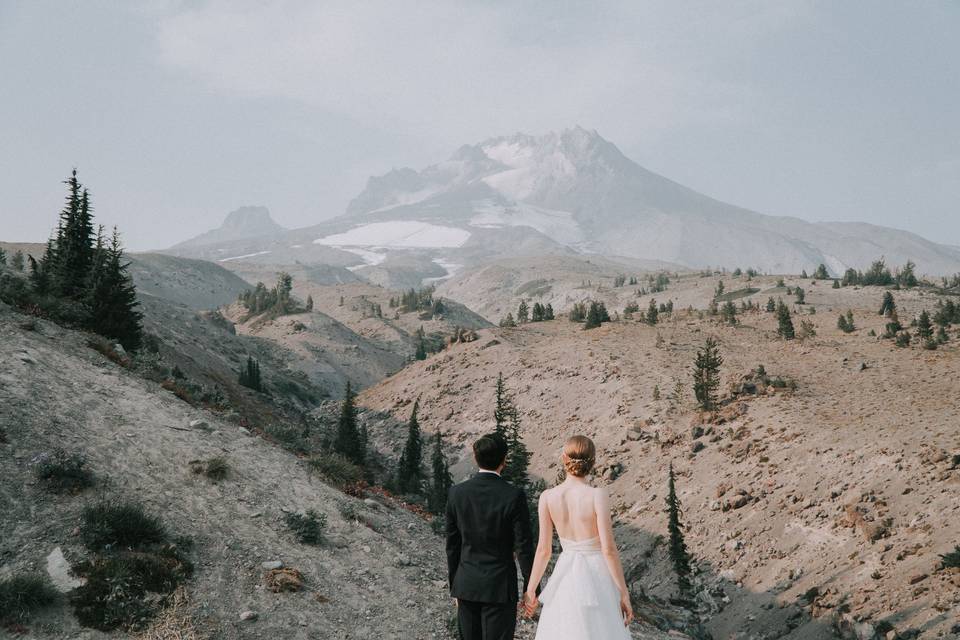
1, 1, 958, 251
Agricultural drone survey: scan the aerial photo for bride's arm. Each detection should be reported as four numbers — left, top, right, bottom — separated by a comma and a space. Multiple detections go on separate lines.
596, 488, 631, 601
525, 492, 554, 599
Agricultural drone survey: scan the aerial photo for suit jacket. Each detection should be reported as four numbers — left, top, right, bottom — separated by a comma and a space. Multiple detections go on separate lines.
446, 472, 535, 603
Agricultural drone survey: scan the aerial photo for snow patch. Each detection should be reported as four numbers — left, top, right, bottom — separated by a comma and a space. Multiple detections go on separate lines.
314, 221, 471, 248
218, 251, 271, 262
342, 247, 388, 271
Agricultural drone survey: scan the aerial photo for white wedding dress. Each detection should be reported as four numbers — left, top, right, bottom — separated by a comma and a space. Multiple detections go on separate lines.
534, 537, 632, 639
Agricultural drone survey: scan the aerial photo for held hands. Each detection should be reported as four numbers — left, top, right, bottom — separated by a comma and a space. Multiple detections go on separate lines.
522, 590, 539, 618
619, 592, 634, 626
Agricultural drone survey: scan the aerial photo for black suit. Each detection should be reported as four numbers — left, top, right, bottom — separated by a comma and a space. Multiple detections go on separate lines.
446, 471, 534, 640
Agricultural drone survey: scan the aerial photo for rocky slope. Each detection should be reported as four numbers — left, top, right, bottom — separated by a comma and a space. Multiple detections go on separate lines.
358, 275, 960, 638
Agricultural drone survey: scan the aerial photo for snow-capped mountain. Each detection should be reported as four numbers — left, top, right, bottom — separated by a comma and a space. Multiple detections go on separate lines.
165, 128, 960, 278
312, 126, 960, 276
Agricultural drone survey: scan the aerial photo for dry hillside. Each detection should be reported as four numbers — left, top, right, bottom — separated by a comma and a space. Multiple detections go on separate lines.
359, 278, 960, 639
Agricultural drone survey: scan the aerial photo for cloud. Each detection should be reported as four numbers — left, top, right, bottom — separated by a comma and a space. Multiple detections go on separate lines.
156, 0, 797, 145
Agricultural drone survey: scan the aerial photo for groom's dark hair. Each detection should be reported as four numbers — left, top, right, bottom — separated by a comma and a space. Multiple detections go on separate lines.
473, 433, 508, 470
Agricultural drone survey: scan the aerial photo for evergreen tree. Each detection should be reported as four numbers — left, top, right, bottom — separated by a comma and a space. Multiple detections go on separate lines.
517, 300, 529, 323
568, 302, 586, 322
647, 298, 659, 325
333, 382, 364, 465
837, 310, 856, 333
396, 400, 424, 493
795, 287, 805, 304
880, 291, 896, 317
544, 303, 555, 320
720, 300, 737, 325
692, 337, 723, 411
897, 261, 918, 288
832, 279, 840, 289
415, 333, 427, 360
428, 430, 453, 514
714, 280, 725, 299
776, 299, 795, 340
238, 356, 263, 391
583, 302, 602, 329
916, 310, 934, 346
666, 462, 692, 599
531, 302, 544, 322
11, 250, 25, 272
814, 264, 830, 280
0, 246, 5, 266
55, 174, 96, 298
493, 373, 510, 438
801, 269, 808, 279
86, 228, 143, 351
765, 297, 776, 313
502, 408, 530, 489
306, 295, 313, 311
499, 313, 516, 328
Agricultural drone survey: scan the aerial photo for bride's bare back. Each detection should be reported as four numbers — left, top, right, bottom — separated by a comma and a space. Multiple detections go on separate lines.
542, 480, 602, 541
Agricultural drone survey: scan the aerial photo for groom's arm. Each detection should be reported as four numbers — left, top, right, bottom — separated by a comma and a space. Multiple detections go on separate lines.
445, 490, 461, 592
513, 489, 536, 594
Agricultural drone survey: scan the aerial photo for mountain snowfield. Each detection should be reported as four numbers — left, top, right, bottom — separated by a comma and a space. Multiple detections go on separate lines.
166, 127, 960, 278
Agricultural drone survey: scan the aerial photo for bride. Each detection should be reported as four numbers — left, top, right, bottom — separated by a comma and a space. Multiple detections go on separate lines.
523, 435, 634, 638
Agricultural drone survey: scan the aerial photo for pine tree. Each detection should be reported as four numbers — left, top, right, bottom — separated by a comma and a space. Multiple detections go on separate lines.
666, 462, 692, 599
880, 292, 896, 317
396, 400, 424, 494
832, 279, 840, 289
647, 299, 659, 325
720, 301, 737, 326
765, 297, 776, 313
531, 302, 544, 322
55, 173, 96, 298
11, 250, 25, 272
306, 295, 313, 311
493, 373, 510, 438
0, 246, 5, 266
415, 333, 427, 360
238, 356, 263, 391
917, 310, 934, 348
776, 299, 795, 340
428, 430, 453, 514
517, 300, 529, 323
584, 302, 604, 329
837, 310, 856, 333
499, 313, 516, 328
814, 264, 830, 280
502, 408, 531, 489
795, 287, 805, 304
544, 303, 555, 320
692, 337, 723, 411
714, 280, 725, 300
86, 228, 143, 351
333, 382, 364, 465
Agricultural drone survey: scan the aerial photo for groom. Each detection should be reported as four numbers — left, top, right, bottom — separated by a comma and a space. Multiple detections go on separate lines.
446, 433, 535, 640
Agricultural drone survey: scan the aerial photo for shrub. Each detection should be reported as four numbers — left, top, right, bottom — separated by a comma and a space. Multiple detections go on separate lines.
189, 457, 229, 481
0, 575, 58, 624
70, 546, 192, 631
80, 500, 168, 551
940, 545, 960, 569
310, 452, 364, 486
895, 332, 911, 348
338, 501, 361, 522
33, 450, 94, 492
284, 510, 326, 545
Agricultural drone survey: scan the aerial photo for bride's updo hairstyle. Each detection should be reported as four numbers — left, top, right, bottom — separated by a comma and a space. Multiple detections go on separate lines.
563, 435, 596, 477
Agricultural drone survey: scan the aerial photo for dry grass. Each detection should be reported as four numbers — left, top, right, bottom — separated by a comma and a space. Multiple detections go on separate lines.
134, 587, 200, 640
264, 567, 304, 593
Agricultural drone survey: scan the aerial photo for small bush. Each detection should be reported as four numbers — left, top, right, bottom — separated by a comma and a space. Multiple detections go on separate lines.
0, 574, 58, 624
310, 452, 364, 486
70, 546, 192, 631
190, 457, 229, 481
338, 501, 361, 522
940, 545, 960, 569
284, 510, 326, 545
33, 450, 95, 492
80, 501, 168, 551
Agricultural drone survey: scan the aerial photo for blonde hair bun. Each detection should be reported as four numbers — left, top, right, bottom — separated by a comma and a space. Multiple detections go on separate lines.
563, 435, 596, 477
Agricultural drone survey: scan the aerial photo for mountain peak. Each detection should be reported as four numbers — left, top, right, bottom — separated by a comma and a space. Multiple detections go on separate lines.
220, 206, 283, 233
168, 206, 285, 250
